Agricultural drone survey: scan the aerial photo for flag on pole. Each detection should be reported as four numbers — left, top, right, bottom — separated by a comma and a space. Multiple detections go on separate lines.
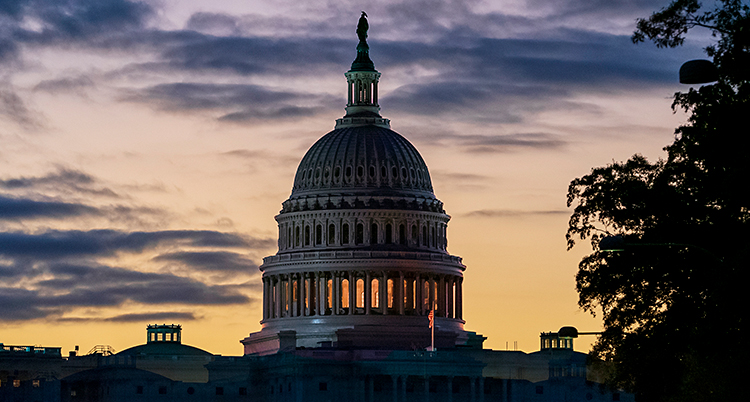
428, 309, 434, 329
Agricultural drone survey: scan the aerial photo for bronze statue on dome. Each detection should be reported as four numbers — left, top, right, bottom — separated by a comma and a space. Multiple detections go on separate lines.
357, 11, 368, 43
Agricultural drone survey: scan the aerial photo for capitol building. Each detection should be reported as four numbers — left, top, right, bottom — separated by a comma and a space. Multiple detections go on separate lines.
243, 13, 470, 355
0, 14, 632, 402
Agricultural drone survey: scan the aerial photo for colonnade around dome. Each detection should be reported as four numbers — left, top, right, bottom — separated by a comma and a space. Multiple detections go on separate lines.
261, 270, 464, 322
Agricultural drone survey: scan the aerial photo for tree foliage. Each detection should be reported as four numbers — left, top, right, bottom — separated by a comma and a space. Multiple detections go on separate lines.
567, 1, 749, 401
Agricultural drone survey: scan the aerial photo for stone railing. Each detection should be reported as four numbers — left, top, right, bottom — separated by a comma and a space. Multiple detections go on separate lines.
262, 250, 463, 266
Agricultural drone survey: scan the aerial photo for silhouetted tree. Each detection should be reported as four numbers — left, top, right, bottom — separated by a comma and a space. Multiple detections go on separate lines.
567, 1, 748, 401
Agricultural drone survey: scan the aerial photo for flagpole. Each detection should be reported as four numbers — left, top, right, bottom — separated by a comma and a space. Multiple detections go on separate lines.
428, 308, 435, 352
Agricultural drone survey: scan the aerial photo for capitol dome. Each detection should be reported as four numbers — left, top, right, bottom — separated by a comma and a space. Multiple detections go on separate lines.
242, 13, 468, 355
291, 125, 435, 199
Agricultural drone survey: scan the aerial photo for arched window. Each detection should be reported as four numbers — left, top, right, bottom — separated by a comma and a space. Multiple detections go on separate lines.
431, 227, 436, 248
356, 223, 364, 244
305, 226, 310, 246
411, 224, 418, 245
371, 223, 378, 244
371, 278, 379, 309
422, 226, 428, 247
385, 223, 392, 244
295, 226, 300, 246
315, 224, 322, 245
328, 224, 335, 245
341, 279, 350, 309
399, 224, 406, 245
326, 278, 333, 310
342, 223, 350, 244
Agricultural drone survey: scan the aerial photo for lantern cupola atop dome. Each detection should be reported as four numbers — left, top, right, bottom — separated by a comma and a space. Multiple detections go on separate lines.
337, 12, 390, 129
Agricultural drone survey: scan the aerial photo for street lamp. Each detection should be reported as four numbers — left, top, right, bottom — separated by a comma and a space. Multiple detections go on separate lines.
679, 59, 718, 84
557, 326, 601, 338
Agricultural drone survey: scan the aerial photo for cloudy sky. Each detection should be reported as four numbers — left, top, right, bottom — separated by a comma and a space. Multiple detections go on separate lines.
1, 0, 709, 355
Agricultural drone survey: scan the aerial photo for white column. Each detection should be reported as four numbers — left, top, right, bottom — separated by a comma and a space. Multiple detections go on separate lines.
365, 271, 371, 315
447, 276, 454, 319
275, 275, 282, 318
333, 271, 341, 315
349, 271, 356, 315
398, 271, 405, 315
415, 273, 423, 315
456, 277, 463, 320
381, 271, 388, 314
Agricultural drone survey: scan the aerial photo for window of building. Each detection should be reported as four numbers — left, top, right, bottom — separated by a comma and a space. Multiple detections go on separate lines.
371, 223, 378, 244
13, 380, 20, 388
136, 385, 143, 394
385, 223, 392, 244
342, 279, 350, 309
536, 386, 544, 394
316, 224, 322, 245
305, 226, 310, 246
159, 386, 167, 395
371, 278, 379, 308
328, 224, 335, 244
355, 223, 363, 244
216, 387, 224, 395
32, 379, 40, 388
319, 382, 327, 391
342, 223, 350, 244
357, 278, 365, 308
187, 387, 195, 395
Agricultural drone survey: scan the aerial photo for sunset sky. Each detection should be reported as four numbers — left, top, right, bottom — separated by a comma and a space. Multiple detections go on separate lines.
1, 0, 708, 356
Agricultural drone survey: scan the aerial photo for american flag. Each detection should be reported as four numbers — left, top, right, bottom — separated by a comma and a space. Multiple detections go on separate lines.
428, 309, 434, 329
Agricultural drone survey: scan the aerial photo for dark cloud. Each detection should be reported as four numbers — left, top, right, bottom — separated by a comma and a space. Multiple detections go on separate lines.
0, 261, 250, 321
104, 311, 197, 322
0, 194, 100, 220
0, 84, 40, 128
408, 129, 566, 153
126, 82, 295, 111
153, 251, 258, 273
33, 75, 95, 95
0, 168, 119, 198
0, 229, 265, 259
158, 35, 349, 76
10, 0, 153, 43
123, 82, 336, 122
